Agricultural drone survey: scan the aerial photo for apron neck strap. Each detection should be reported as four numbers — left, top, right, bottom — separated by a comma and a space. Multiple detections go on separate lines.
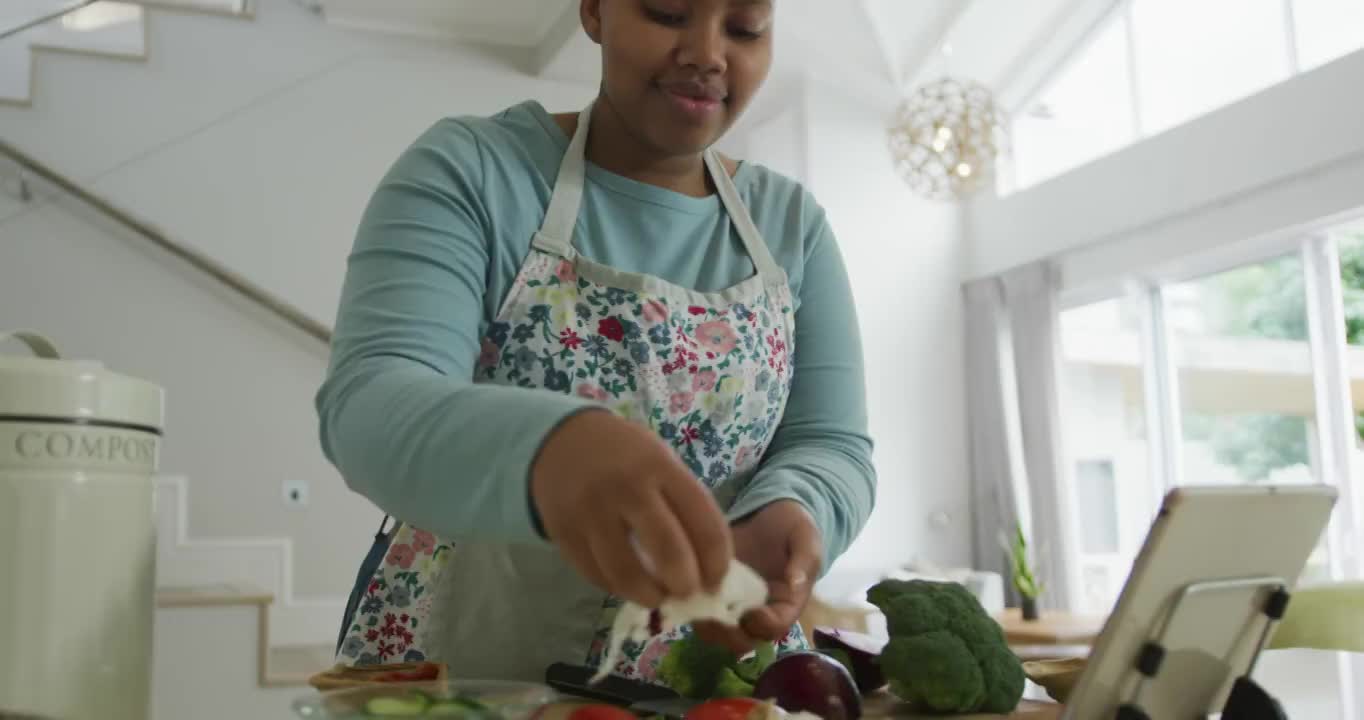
534, 102, 783, 283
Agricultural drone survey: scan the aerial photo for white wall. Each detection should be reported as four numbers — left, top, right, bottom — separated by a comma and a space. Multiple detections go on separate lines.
800, 75, 973, 585
966, 48, 1364, 294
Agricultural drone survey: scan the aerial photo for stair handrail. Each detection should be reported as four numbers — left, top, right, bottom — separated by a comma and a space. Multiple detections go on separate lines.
1, 1, 98, 41
0, 138, 332, 345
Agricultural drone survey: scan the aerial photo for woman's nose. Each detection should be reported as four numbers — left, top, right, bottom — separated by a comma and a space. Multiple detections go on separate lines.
675, 23, 727, 74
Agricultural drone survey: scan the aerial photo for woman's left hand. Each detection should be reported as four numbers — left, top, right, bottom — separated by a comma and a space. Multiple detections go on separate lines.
695, 500, 822, 654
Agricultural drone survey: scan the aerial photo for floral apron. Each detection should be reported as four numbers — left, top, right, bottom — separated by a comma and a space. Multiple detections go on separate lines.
335, 103, 808, 682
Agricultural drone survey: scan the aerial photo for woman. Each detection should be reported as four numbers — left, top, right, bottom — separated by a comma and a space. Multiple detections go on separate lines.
317, 0, 875, 684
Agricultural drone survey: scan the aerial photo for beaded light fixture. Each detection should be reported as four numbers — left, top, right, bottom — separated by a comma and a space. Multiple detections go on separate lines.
887, 76, 1009, 202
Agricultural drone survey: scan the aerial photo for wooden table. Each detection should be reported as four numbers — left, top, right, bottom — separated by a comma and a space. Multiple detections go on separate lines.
995, 609, 1104, 647
863, 694, 1061, 719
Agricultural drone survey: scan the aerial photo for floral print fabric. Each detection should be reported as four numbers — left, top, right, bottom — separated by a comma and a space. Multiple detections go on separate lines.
336, 248, 803, 675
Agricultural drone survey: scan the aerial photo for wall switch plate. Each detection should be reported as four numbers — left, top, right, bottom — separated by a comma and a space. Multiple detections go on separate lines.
283, 480, 309, 509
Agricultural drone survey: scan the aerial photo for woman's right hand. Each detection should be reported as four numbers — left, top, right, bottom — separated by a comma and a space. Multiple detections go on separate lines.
530, 409, 733, 608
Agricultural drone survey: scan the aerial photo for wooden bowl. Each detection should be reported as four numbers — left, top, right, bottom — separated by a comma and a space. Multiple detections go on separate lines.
1022, 657, 1087, 703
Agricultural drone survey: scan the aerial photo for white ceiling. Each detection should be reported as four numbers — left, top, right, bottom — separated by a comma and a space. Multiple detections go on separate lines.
316, 0, 1099, 113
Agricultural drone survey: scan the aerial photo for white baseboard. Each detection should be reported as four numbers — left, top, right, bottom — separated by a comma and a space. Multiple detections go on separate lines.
155, 475, 346, 649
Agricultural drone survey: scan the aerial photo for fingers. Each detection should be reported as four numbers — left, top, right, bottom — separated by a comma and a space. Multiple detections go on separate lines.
591, 524, 667, 609
741, 604, 793, 642
694, 620, 754, 656
627, 492, 702, 600
740, 514, 823, 642
662, 469, 733, 593
784, 513, 822, 588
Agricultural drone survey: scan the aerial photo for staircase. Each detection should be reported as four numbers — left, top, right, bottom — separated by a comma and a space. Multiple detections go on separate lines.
154, 475, 348, 653
0, 0, 252, 107
2, 2, 345, 703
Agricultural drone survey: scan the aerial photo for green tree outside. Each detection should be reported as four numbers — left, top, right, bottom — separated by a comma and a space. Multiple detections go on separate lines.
1182, 235, 1364, 481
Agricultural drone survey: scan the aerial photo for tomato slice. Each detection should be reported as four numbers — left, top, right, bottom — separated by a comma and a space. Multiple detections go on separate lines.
566, 704, 638, 720
685, 698, 782, 720
368, 663, 441, 682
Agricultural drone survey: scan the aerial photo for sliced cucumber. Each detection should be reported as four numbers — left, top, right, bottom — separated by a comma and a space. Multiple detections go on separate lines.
365, 692, 432, 716
425, 696, 491, 716
424, 704, 474, 716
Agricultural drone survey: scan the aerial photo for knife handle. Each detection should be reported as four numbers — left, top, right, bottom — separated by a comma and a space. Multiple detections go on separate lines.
544, 662, 681, 705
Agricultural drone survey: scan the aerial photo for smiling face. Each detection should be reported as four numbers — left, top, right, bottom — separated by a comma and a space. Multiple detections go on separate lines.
582, 0, 775, 157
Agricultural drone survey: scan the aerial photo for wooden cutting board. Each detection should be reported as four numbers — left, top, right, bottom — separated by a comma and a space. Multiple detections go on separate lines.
863, 693, 1062, 719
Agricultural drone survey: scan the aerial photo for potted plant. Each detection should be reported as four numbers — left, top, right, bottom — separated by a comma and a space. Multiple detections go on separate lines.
1004, 526, 1043, 621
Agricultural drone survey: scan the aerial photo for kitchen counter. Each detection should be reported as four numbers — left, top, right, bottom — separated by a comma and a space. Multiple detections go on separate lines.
863, 693, 1061, 719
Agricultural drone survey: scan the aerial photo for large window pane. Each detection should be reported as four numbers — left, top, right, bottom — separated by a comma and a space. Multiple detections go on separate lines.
1010, 13, 1137, 190
1335, 222, 1364, 573
1165, 255, 1315, 486
1164, 255, 1333, 582
1293, 0, 1364, 71
1131, 0, 1292, 135
1165, 254, 1347, 714
1059, 298, 1153, 614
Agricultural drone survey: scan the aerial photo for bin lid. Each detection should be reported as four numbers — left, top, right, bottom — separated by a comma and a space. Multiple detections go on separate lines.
0, 331, 164, 434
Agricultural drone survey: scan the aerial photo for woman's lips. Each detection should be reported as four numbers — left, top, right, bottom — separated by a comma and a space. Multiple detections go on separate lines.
659, 83, 725, 120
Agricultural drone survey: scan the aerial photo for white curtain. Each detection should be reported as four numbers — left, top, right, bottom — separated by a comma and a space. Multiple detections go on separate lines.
1001, 260, 1080, 612
963, 277, 1024, 597
965, 261, 1080, 612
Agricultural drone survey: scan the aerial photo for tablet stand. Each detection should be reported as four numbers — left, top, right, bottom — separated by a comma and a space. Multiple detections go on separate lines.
1114, 575, 1291, 720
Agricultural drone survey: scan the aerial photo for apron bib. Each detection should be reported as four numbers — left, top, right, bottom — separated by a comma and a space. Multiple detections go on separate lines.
336, 103, 806, 682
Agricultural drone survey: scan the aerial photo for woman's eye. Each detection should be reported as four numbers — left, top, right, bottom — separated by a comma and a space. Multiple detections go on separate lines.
729, 26, 763, 40
645, 9, 687, 26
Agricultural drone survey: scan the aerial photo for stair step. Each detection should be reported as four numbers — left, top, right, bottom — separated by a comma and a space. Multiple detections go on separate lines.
156, 582, 273, 609
154, 584, 336, 688
0, 0, 251, 106
29, 2, 146, 59
139, 0, 254, 18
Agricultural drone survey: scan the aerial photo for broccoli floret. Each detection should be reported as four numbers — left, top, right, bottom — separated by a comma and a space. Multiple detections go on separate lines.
867, 579, 1024, 714
655, 635, 782, 700
971, 641, 1026, 713
734, 641, 776, 684
656, 634, 737, 699
713, 667, 756, 698
881, 632, 984, 712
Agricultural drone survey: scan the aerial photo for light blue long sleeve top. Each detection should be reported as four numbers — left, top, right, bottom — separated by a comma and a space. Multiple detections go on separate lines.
315, 100, 875, 573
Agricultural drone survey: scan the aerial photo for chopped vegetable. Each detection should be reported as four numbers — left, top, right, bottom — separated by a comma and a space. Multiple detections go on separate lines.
812, 627, 887, 693
734, 641, 776, 684
362, 691, 498, 718
657, 633, 740, 698
867, 579, 1025, 714
565, 704, 638, 720
713, 667, 756, 699
365, 693, 432, 716
685, 698, 783, 720
751, 651, 861, 720
656, 634, 779, 700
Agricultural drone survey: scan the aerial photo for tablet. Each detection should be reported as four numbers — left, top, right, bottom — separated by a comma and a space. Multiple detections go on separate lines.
1062, 484, 1337, 719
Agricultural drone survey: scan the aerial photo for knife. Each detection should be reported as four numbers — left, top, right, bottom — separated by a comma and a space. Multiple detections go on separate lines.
544, 662, 685, 710
628, 696, 702, 718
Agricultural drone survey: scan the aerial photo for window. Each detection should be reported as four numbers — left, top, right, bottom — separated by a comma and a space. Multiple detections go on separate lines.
1165, 256, 1317, 488
1005, 0, 1364, 193
1075, 460, 1120, 554
1011, 15, 1137, 188
1294, 0, 1364, 71
1059, 298, 1155, 613
1056, 238, 1363, 715
1131, 0, 1292, 134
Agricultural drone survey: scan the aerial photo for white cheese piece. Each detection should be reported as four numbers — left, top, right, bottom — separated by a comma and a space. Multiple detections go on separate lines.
589, 559, 768, 684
